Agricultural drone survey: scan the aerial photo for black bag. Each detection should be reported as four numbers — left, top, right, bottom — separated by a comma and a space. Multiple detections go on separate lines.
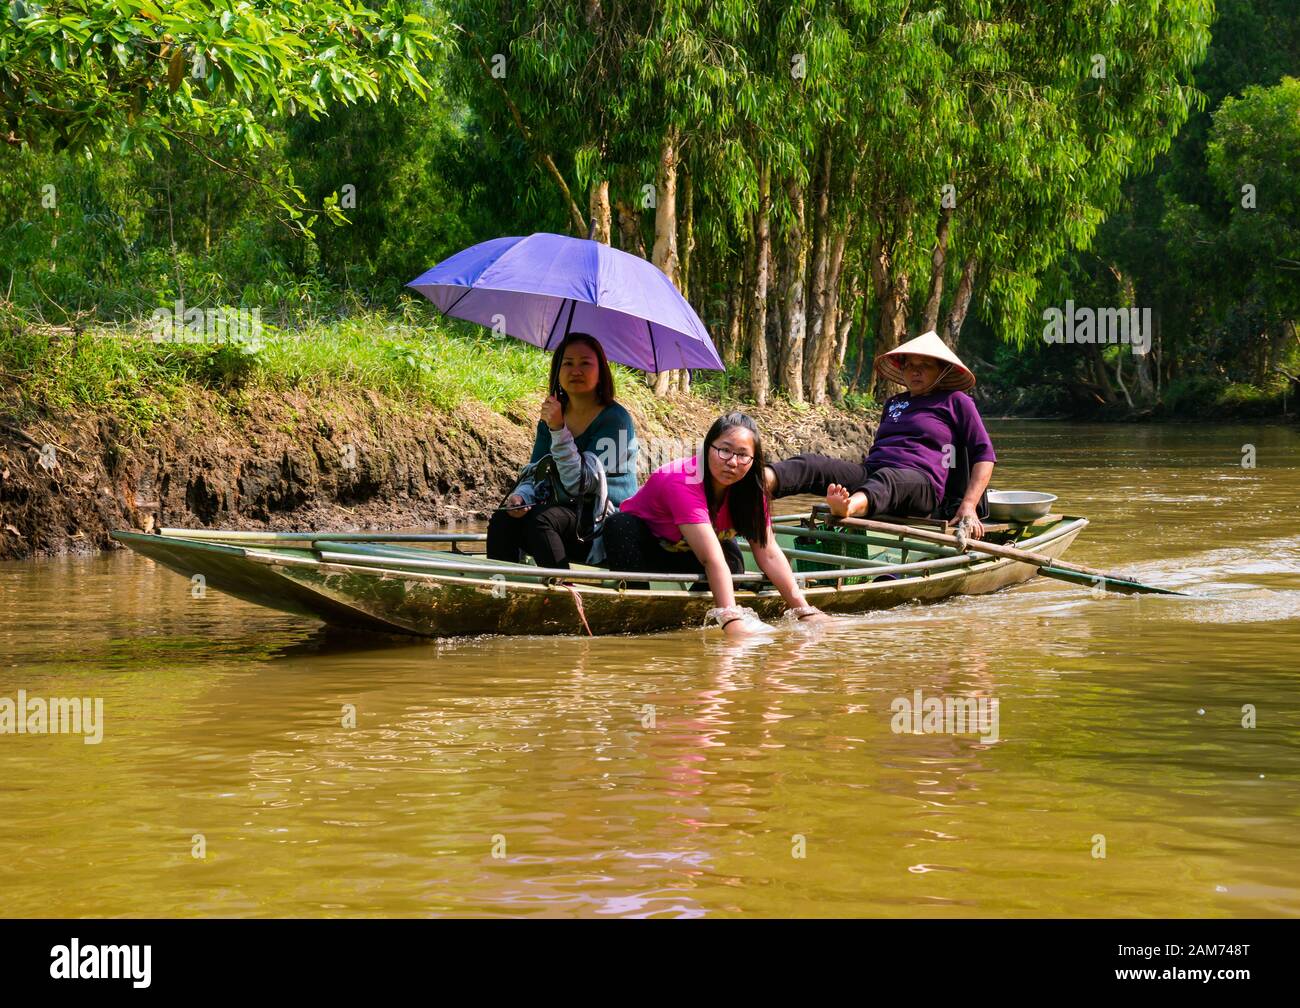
500, 455, 606, 545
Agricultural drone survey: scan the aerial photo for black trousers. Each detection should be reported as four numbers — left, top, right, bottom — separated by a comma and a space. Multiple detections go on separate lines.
601, 511, 744, 590
768, 453, 936, 518
486, 502, 584, 569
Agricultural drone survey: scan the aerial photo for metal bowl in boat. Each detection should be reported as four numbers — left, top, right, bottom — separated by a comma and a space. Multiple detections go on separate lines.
986, 490, 1057, 522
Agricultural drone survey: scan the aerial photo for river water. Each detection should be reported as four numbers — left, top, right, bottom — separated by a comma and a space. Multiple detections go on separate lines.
2, 421, 1298, 918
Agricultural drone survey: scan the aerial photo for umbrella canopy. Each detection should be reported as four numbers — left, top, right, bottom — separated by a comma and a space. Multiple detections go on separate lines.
406, 233, 723, 373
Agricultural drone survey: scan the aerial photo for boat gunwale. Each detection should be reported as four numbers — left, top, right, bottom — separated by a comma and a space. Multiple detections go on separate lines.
147, 511, 1043, 549
112, 515, 1088, 602
223, 517, 1090, 600
308, 543, 987, 585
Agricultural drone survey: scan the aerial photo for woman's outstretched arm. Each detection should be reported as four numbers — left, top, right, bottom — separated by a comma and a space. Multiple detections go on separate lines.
748, 536, 830, 621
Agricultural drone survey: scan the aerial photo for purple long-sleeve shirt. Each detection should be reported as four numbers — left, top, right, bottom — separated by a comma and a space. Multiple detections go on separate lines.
866, 390, 996, 500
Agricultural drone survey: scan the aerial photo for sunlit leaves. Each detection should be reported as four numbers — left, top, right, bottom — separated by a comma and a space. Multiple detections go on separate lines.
1204, 76, 1300, 313
1, 1, 443, 154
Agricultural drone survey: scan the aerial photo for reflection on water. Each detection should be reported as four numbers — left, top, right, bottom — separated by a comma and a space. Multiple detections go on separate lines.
1, 422, 1298, 917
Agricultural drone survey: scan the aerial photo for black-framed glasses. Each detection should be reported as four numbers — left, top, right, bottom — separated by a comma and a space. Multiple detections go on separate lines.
710, 443, 754, 466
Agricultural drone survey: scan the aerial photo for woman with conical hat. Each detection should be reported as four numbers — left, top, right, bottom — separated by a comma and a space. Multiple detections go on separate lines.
763, 330, 997, 538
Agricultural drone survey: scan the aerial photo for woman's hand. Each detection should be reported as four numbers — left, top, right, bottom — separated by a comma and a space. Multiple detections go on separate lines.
505, 493, 530, 519
711, 606, 770, 637
953, 502, 985, 540
541, 394, 564, 431
786, 602, 832, 625
723, 616, 755, 638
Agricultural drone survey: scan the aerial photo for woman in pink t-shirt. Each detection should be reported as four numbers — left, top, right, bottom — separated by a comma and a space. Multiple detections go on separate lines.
603, 413, 830, 636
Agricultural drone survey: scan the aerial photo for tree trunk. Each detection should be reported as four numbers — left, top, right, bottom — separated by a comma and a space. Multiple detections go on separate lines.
1153, 307, 1162, 402
651, 126, 680, 396
1114, 269, 1154, 404
748, 166, 772, 406
780, 178, 807, 403
1269, 319, 1297, 376
829, 273, 861, 403
870, 278, 909, 402
731, 223, 755, 366
726, 282, 742, 368
868, 223, 911, 403
589, 180, 611, 244
1114, 350, 1135, 410
851, 329, 869, 391
1134, 348, 1155, 404
803, 145, 832, 396
767, 225, 783, 391
864, 231, 886, 396
809, 224, 849, 403
615, 200, 646, 258
808, 160, 858, 402
920, 206, 953, 332
680, 167, 694, 303
941, 256, 977, 350
1088, 343, 1118, 405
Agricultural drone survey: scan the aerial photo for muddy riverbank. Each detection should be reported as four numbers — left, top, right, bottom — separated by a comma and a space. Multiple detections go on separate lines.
0, 384, 874, 560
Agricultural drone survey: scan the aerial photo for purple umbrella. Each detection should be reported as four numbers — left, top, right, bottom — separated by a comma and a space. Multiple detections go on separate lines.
406, 233, 723, 373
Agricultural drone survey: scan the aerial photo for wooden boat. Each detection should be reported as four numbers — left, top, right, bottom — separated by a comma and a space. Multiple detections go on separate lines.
109, 511, 1088, 637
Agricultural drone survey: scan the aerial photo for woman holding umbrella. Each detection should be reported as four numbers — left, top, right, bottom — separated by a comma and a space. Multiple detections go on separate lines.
407, 231, 727, 566
487, 333, 638, 569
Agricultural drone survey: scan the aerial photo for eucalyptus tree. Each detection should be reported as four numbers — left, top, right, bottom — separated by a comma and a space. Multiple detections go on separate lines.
450, 1, 729, 392
840, 0, 1213, 401
449, 0, 616, 237
962, 0, 1209, 339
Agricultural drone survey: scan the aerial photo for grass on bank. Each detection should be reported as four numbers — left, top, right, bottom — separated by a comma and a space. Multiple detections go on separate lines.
0, 302, 782, 432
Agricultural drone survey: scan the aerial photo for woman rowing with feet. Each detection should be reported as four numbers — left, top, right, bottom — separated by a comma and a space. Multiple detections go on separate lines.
602, 412, 831, 636
764, 331, 996, 539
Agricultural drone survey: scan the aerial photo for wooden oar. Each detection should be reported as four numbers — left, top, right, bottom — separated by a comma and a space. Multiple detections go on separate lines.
827, 515, 1187, 596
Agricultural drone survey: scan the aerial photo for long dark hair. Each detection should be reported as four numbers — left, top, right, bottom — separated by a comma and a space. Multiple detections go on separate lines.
549, 332, 615, 409
702, 412, 770, 547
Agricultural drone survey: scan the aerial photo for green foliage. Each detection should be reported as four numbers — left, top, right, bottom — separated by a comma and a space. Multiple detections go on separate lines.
193, 339, 263, 389
691, 359, 755, 404
1161, 374, 1289, 418
251, 313, 559, 410
1, 0, 446, 233
1206, 77, 1300, 319
0, 0, 1287, 422
0, 311, 194, 429
283, 94, 534, 299
840, 391, 879, 415
996, 1, 1299, 415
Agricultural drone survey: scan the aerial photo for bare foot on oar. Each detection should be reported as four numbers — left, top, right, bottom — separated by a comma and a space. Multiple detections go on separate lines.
826, 483, 853, 518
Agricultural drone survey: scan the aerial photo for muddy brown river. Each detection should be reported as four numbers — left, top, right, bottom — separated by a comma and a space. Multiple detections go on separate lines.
2, 421, 1298, 917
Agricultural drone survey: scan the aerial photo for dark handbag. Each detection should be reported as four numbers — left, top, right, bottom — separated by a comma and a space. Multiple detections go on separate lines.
499, 455, 604, 544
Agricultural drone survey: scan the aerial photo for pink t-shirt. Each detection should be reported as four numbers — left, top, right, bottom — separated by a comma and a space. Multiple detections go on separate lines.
618, 455, 737, 544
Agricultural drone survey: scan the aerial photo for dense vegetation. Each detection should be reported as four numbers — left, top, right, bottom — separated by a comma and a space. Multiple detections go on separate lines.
1, 1, 1296, 420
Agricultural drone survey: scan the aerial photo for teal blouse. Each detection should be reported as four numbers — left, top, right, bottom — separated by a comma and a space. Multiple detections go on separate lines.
528, 402, 639, 505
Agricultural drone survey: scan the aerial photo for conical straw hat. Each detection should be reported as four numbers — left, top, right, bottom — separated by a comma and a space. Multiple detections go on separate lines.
874, 330, 975, 393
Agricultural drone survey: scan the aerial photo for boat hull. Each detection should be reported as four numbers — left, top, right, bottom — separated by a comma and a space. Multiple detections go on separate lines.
111, 517, 1087, 637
